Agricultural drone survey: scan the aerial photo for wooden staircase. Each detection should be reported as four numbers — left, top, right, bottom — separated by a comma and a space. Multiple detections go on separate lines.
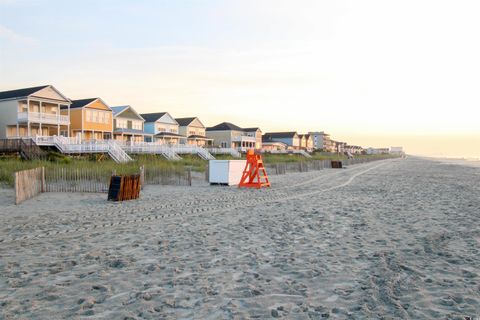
0, 138, 47, 160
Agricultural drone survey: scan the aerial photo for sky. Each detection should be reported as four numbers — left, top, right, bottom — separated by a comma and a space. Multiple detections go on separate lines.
0, 0, 479, 158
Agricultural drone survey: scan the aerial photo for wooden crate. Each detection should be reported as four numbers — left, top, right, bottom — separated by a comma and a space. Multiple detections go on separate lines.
108, 174, 141, 201
331, 161, 343, 169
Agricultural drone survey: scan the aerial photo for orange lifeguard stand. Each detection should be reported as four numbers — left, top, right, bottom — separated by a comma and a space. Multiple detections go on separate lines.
239, 149, 270, 189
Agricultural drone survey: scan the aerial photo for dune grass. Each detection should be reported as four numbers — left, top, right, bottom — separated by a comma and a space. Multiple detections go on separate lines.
0, 152, 396, 186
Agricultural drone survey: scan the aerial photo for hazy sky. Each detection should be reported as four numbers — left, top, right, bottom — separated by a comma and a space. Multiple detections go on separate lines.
1, 0, 479, 157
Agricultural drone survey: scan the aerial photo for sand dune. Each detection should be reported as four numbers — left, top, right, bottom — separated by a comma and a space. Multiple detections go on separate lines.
0, 158, 479, 319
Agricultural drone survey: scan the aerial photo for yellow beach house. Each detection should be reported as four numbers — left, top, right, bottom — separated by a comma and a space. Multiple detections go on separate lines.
66, 98, 113, 141
0, 85, 71, 139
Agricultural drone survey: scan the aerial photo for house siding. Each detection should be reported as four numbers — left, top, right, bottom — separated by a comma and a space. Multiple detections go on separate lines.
0, 100, 19, 139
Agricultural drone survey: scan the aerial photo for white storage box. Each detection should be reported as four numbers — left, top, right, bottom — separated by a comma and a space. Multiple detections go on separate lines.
208, 160, 246, 186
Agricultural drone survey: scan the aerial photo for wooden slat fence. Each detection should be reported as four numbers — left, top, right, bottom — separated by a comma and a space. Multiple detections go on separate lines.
144, 166, 191, 186
14, 167, 44, 204
265, 157, 389, 175
45, 167, 111, 193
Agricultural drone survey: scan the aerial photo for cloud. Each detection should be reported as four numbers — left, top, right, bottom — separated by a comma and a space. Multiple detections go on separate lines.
0, 24, 36, 45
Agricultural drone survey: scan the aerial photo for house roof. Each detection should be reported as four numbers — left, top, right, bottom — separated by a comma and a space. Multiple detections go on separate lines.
263, 132, 298, 139
154, 132, 186, 138
261, 140, 288, 146
140, 112, 168, 123
113, 128, 150, 135
175, 117, 197, 126
0, 85, 49, 100
111, 105, 145, 120
70, 98, 99, 109
0, 85, 71, 103
111, 106, 129, 115
206, 122, 244, 131
188, 135, 212, 140
243, 127, 261, 132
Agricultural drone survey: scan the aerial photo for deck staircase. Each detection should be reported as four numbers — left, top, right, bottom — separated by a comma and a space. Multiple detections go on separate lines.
35, 136, 132, 163
172, 145, 215, 160
121, 143, 182, 160
297, 150, 313, 158
0, 138, 47, 160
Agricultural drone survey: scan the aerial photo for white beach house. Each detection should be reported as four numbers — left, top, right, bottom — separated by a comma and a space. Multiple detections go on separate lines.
141, 112, 185, 144
0, 85, 71, 139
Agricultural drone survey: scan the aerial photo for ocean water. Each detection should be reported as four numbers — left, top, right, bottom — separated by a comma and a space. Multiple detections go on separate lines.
431, 157, 480, 168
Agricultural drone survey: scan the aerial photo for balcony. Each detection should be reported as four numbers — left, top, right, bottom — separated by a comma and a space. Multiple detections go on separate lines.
18, 112, 70, 125
232, 135, 256, 143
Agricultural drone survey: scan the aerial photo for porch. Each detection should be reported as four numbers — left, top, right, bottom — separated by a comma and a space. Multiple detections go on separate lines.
6, 123, 69, 138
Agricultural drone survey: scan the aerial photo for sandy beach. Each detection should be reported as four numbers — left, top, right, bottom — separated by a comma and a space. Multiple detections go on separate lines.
0, 157, 479, 319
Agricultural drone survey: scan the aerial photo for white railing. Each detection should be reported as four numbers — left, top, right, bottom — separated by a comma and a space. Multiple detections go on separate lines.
17, 112, 70, 124
121, 142, 182, 160
208, 147, 241, 158
33, 136, 132, 163
232, 135, 256, 143
269, 149, 312, 158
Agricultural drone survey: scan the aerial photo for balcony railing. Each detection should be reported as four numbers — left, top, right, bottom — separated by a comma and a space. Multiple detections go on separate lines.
232, 135, 256, 143
17, 112, 70, 124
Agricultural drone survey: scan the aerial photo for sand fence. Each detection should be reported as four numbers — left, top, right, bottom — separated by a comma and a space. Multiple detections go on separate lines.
13, 165, 192, 204
14, 167, 44, 204
264, 157, 390, 175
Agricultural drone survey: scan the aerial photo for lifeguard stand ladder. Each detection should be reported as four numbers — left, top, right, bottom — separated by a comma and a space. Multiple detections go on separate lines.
239, 149, 271, 189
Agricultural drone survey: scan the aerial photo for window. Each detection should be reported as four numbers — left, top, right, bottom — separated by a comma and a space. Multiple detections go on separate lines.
18, 101, 28, 113
86, 110, 93, 122
132, 121, 142, 130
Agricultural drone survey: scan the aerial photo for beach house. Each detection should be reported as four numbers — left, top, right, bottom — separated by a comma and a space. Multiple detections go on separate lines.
262, 132, 300, 150
67, 98, 113, 141
175, 117, 211, 146
243, 127, 263, 149
298, 134, 314, 151
261, 139, 288, 151
111, 105, 150, 143
141, 112, 185, 144
309, 131, 335, 151
206, 122, 259, 151
0, 85, 71, 139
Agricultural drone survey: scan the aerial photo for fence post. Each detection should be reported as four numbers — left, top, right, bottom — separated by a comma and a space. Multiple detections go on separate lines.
187, 167, 192, 186
41, 166, 45, 192
14, 171, 19, 205
139, 165, 145, 190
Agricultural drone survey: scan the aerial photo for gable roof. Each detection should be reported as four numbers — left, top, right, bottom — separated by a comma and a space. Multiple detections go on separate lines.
175, 117, 197, 126
0, 85, 70, 102
140, 112, 168, 123
207, 122, 244, 131
111, 105, 129, 115
70, 98, 98, 109
0, 85, 49, 100
111, 105, 145, 121
263, 132, 298, 139
67, 97, 111, 111
243, 127, 261, 132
